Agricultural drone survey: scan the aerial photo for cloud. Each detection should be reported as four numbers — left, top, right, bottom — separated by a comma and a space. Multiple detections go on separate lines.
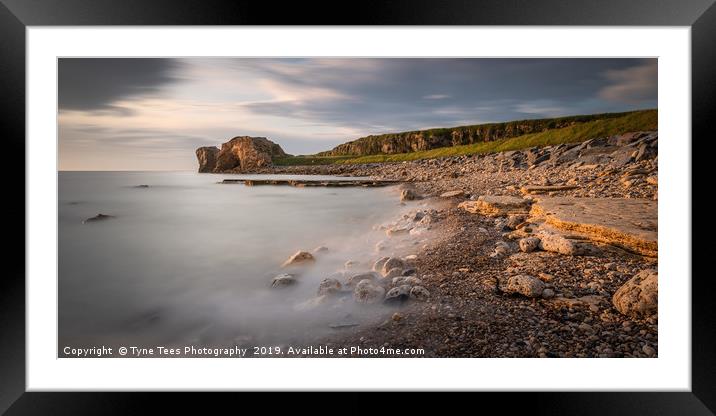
598, 60, 657, 104
423, 94, 450, 100
58, 58, 658, 170
58, 58, 181, 113
514, 101, 568, 117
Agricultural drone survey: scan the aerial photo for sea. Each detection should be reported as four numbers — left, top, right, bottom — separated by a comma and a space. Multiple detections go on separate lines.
58, 171, 412, 355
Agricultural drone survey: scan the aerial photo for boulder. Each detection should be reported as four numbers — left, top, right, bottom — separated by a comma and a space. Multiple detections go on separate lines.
612, 269, 658, 317
500, 275, 545, 298
354, 280, 385, 304
381, 257, 405, 276
536, 232, 588, 256
346, 271, 380, 287
410, 286, 430, 301
384, 285, 411, 304
372, 257, 390, 272
384, 267, 404, 279
281, 251, 315, 268
519, 237, 541, 253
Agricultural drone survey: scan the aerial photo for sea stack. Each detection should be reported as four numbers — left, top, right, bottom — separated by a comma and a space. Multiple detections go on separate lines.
196, 136, 288, 173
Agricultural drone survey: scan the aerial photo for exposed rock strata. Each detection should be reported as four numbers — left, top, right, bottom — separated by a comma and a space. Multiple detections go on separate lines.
196, 136, 287, 173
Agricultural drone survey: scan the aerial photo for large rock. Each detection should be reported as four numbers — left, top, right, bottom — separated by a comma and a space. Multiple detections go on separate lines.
458, 195, 531, 217
530, 197, 657, 257
612, 269, 658, 317
196, 147, 219, 173
197, 136, 287, 173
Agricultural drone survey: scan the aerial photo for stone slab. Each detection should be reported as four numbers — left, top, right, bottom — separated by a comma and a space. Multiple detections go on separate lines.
530, 197, 657, 256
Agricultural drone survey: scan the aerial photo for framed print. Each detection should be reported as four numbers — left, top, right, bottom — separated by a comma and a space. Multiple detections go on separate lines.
1, 0, 713, 413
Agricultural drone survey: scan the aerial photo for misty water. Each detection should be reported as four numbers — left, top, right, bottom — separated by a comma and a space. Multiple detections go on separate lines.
59, 171, 413, 354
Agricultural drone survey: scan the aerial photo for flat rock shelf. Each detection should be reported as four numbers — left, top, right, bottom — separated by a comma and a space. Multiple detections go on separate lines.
220, 178, 402, 187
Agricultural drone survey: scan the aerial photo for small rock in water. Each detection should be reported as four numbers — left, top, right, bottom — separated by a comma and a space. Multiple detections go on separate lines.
384, 285, 411, 305
134, 184, 150, 188
83, 213, 115, 224
317, 278, 342, 296
374, 240, 388, 252
354, 280, 385, 304
400, 188, 419, 201
281, 251, 315, 268
384, 267, 404, 279
411, 211, 425, 222
346, 272, 380, 287
344, 260, 360, 269
373, 256, 390, 272
409, 226, 429, 236
392, 312, 403, 322
381, 257, 405, 276
271, 273, 297, 288
313, 246, 329, 254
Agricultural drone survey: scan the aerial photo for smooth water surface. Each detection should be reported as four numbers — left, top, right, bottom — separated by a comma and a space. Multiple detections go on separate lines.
59, 171, 408, 352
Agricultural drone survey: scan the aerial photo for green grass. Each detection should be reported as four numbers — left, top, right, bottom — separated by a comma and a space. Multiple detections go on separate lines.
277, 109, 657, 166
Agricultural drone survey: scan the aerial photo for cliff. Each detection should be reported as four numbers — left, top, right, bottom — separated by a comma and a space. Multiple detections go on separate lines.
317, 111, 638, 157
196, 136, 287, 173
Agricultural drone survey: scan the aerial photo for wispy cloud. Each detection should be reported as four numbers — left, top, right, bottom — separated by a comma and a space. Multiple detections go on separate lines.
423, 94, 450, 100
598, 60, 657, 104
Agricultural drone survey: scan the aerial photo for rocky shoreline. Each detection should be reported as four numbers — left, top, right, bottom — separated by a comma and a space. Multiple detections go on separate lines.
263, 131, 658, 358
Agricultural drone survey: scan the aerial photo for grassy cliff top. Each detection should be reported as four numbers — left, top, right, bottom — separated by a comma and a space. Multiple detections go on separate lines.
274, 109, 657, 166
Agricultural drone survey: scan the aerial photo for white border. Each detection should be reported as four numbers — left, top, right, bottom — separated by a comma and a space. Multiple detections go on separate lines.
27, 27, 691, 391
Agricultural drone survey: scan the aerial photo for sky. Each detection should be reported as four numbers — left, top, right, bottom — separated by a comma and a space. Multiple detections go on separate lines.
58, 58, 657, 171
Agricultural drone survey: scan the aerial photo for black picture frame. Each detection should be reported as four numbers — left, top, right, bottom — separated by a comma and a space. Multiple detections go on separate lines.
0, 0, 712, 413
